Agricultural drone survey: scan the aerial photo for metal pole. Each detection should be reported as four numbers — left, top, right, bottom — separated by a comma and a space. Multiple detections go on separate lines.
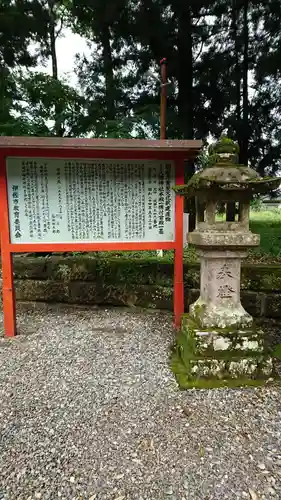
158, 58, 167, 258
160, 58, 167, 140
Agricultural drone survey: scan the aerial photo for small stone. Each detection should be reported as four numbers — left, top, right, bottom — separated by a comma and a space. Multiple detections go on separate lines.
213, 336, 231, 351
257, 463, 266, 470
249, 489, 259, 500
165, 487, 173, 495
1, 307, 281, 499
69, 476, 75, 483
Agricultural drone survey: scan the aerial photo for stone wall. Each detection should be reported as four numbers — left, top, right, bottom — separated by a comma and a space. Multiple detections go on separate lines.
9, 254, 281, 318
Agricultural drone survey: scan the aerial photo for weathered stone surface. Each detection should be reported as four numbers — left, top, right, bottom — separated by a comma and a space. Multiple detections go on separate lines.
186, 288, 200, 307
174, 137, 280, 388
187, 289, 264, 318
241, 264, 281, 291
241, 291, 264, 317
189, 250, 253, 329
0, 255, 278, 318
171, 314, 275, 389
12, 279, 173, 310
189, 231, 259, 248
186, 263, 281, 292
9, 254, 281, 291
264, 294, 281, 318
15, 279, 69, 303
184, 357, 270, 379
12, 255, 174, 286
68, 281, 173, 308
13, 256, 50, 280
181, 314, 266, 357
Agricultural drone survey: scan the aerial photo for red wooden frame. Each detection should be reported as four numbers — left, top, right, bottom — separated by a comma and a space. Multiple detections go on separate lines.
0, 144, 188, 337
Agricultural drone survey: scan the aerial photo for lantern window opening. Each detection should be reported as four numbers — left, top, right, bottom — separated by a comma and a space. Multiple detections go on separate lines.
225, 201, 240, 222
215, 202, 226, 222
196, 197, 206, 224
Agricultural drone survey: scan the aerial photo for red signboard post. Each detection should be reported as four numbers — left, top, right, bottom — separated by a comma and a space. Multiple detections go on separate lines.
0, 137, 201, 337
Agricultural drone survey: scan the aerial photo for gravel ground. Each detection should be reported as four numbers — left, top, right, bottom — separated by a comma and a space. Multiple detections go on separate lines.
0, 306, 281, 500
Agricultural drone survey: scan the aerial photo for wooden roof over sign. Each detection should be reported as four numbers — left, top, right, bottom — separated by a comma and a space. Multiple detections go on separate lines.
0, 137, 202, 157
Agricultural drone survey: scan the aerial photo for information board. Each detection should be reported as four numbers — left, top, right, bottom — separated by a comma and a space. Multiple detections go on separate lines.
6, 158, 175, 244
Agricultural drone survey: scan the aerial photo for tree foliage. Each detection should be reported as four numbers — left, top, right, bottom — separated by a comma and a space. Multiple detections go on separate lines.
0, 0, 281, 175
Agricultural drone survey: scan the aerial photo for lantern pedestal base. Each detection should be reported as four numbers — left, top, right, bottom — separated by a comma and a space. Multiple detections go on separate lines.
189, 297, 253, 330
190, 247, 254, 329
171, 314, 275, 389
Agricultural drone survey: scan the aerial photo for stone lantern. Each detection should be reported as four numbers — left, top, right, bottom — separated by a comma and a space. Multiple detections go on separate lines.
172, 137, 280, 389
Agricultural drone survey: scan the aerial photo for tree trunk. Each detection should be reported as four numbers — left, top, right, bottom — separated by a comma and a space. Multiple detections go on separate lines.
48, 0, 63, 137
101, 24, 115, 134
227, 0, 241, 222
240, 0, 249, 165
49, 17, 58, 79
232, 0, 241, 141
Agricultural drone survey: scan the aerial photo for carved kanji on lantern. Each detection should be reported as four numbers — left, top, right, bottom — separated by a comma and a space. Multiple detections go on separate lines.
216, 264, 233, 280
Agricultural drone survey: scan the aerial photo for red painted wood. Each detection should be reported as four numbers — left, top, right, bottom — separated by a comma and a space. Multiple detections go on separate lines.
2, 147, 187, 162
0, 136, 202, 153
0, 154, 16, 336
9, 241, 176, 253
0, 143, 194, 337
174, 159, 185, 329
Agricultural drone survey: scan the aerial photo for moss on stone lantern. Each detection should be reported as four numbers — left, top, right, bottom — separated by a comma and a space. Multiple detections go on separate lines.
171, 137, 281, 389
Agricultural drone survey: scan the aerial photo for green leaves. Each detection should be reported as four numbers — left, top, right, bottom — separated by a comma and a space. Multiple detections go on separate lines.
0, 0, 281, 175
17, 72, 87, 137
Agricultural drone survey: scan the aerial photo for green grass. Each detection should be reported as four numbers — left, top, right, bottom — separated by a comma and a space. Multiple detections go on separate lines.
248, 209, 281, 261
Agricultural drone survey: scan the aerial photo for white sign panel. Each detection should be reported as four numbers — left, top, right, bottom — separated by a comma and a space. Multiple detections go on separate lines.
6, 157, 175, 244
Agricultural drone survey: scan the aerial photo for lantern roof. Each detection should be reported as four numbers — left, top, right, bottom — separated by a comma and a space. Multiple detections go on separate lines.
174, 137, 280, 199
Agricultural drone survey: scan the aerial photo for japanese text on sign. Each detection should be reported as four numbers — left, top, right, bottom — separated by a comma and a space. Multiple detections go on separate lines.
6, 158, 175, 244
